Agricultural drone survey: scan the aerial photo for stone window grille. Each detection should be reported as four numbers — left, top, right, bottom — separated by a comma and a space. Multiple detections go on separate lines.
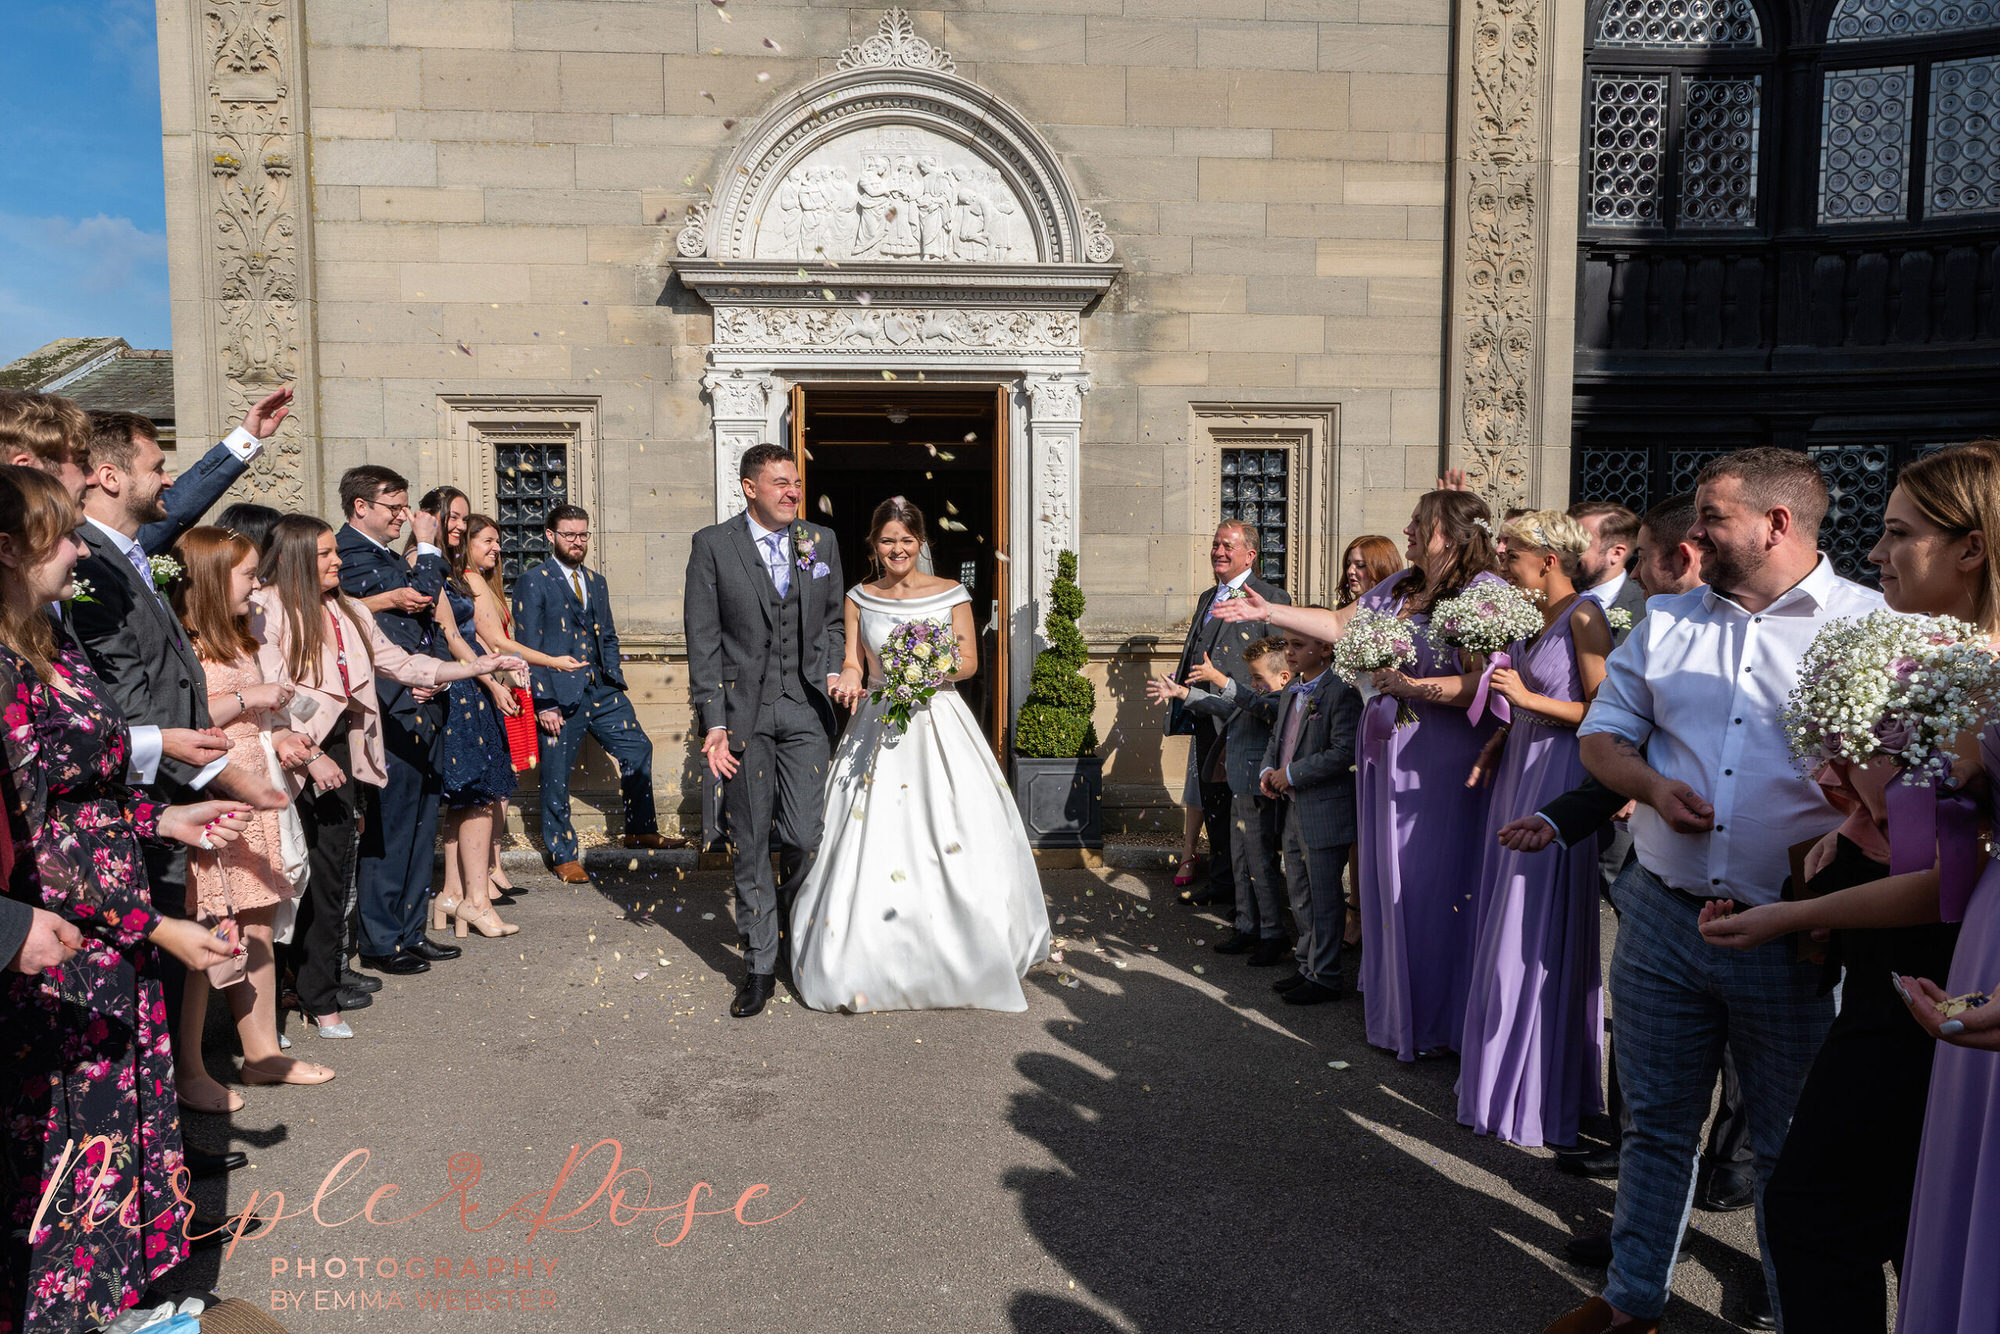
1220, 445, 1293, 590
1189, 405, 1340, 607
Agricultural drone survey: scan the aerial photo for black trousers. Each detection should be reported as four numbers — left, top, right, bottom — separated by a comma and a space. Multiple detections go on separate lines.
285, 728, 363, 1016
1766, 836, 1959, 1334
1194, 722, 1234, 898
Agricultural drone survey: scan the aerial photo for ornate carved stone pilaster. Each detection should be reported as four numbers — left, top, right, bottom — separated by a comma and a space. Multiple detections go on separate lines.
1445, 0, 1583, 512
704, 371, 780, 520
163, 0, 319, 509
1024, 374, 1088, 620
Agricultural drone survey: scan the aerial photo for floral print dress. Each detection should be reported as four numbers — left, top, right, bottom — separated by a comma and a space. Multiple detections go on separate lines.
0, 642, 186, 1334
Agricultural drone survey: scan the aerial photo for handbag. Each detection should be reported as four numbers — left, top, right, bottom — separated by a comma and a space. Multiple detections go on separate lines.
195, 880, 249, 990
501, 680, 540, 772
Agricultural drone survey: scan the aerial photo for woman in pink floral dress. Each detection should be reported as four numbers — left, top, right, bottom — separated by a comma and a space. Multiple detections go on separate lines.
0, 467, 248, 1334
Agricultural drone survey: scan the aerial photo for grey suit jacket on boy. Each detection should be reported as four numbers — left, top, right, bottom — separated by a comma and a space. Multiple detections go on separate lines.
1259, 669, 1362, 849
1183, 678, 1284, 797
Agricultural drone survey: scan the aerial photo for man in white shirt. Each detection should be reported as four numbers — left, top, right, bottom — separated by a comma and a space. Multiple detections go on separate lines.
1546, 449, 1884, 1334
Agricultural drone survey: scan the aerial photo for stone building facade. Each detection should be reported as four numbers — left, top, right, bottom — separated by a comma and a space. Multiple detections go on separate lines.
155, 0, 1584, 834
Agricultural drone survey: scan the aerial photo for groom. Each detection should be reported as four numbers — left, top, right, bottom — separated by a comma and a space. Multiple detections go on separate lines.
684, 444, 846, 1018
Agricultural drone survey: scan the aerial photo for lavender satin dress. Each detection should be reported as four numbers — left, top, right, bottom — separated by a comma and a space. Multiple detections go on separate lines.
1455, 597, 1605, 1147
1895, 724, 2000, 1332
1356, 568, 1504, 1060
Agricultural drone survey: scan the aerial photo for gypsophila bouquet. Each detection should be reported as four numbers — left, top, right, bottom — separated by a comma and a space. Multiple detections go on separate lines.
1425, 581, 1546, 658
1606, 606, 1633, 636
1334, 606, 1421, 725
870, 617, 960, 734
148, 555, 183, 589
1782, 611, 2000, 783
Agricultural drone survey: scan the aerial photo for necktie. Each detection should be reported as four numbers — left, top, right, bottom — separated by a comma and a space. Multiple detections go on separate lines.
765, 534, 791, 597
1205, 585, 1233, 621
570, 568, 586, 608
1277, 688, 1309, 774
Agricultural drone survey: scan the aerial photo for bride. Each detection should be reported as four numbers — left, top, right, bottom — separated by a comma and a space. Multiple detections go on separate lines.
789, 497, 1051, 1012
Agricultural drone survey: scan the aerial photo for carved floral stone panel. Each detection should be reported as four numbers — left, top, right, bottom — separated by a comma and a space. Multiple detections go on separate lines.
712, 307, 1079, 351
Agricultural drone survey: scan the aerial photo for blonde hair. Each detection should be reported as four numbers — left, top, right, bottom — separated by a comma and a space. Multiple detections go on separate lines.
1502, 509, 1592, 581
1893, 440, 2000, 635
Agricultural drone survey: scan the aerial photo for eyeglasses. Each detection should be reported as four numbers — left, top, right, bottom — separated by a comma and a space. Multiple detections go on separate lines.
551, 529, 590, 541
365, 498, 412, 516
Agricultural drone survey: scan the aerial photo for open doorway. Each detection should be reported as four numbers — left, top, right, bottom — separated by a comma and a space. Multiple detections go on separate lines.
794, 384, 1009, 754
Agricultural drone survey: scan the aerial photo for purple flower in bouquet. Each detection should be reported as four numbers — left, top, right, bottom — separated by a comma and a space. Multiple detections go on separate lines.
870, 617, 960, 733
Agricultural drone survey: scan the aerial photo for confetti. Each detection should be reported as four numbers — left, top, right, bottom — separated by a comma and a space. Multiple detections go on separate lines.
881, 370, 897, 380
890, 870, 907, 882
817, 495, 834, 514
700, 90, 715, 102
1328, 1061, 1351, 1070
723, 118, 737, 129
701, 912, 715, 920
763, 36, 782, 50
757, 70, 770, 81
455, 341, 472, 356
1938, 991, 1991, 1018
633, 971, 650, 981
822, 288, 836, 301
855, 291, 873, 305
1193, 965, 1206, 974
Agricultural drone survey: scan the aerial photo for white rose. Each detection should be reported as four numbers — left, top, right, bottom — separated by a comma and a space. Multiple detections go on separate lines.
902, 664, 925, 685
911, 643, 933, 662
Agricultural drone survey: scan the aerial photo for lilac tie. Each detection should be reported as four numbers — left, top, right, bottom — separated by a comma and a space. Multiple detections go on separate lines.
765, 534, 791, 596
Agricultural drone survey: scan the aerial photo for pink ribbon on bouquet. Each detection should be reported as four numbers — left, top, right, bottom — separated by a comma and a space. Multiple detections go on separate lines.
1467, 651, 1512, 727
1885, 774, 1983, 924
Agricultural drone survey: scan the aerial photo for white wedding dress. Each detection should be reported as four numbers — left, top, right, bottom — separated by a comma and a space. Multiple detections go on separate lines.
789, 583, 1051, 1013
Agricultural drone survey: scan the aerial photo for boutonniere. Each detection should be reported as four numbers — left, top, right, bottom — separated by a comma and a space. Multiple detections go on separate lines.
68, 577, 97, 605
792, 523, 817, 573
148, 555, 183, 590
1606, 606, 1633, 635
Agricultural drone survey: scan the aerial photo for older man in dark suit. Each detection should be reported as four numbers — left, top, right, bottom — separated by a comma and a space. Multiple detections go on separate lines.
1167, 522, 1291, 908
335, 464, 460, 978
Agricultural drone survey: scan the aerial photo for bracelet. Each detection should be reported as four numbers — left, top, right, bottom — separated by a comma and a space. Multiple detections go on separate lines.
233, 690, 246, 713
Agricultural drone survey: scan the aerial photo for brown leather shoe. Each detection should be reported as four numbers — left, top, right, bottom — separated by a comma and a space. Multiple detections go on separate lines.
1542, 1297, 1658, 1334
552, 861, 591, 884
621, 832, 689, 850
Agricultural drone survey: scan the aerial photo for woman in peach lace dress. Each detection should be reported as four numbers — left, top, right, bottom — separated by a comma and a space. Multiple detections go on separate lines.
170, 527, 333, 1109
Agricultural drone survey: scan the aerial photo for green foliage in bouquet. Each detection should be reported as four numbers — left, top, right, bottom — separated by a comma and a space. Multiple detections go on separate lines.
1014, 550, 1099, 759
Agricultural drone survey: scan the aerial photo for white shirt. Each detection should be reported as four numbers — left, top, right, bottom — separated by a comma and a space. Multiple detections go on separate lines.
1578, 554, 1884, 904
555, 557, 590, 610
1588, 569, 1628, 609
218, 426, 262, 463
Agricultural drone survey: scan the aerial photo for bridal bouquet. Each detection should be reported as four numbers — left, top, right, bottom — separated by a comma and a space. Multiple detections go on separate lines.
871, 617, 960, 734
1333, 607, 1420, 724
1782, 611, 2000, 782
1425, 582, 1545, 659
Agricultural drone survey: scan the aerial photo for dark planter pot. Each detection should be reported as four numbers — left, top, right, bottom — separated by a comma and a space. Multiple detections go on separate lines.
1012, 754, 1104, 849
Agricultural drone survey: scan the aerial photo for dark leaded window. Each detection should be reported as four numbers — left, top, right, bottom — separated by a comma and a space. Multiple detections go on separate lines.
1587, 0, 1768, 232
494, 439, 569, 586
1219, 446, 1289, 590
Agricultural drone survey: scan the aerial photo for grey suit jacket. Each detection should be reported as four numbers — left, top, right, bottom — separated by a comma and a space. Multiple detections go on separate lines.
70, 523, 213, 794
1259, 669, 1362, 849
1184, 678, 1284, 796
1166, 573, 1291, 737
683, 513, 846, 748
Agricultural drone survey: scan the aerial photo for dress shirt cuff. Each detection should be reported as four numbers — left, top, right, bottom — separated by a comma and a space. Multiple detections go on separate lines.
1576, 701, 1650, 744
1283, 764, 1293, 785
415, 543, 443, 559
220, 427, 262, 462
189, 754, 230, 791
1534, 811, 1567, 847
126, 725, 162, 786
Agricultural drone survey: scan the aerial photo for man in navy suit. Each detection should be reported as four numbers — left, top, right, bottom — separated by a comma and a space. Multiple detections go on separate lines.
514, 503, 681, 884
336, 464, 462, 976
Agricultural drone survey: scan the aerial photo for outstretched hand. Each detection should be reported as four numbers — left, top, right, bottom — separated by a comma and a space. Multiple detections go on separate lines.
1145, 674, 1188, 705
1698, 899, 1789, 951
1900, 975, 2000, 1050
1436, 467, 1469, 492
242, 386, 293, 439
1209, 587, 1269, 623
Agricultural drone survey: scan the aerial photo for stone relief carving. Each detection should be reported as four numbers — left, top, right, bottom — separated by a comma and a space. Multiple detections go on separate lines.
675, 201, 714, 260
753, 131, 1033, 263
202, 0, 308, 510
712, 307, 1079, 350
1455, 0, 1542, 509
703, 370, 778, 419
837, 8, 956, 74
1025, 376, 1085, 421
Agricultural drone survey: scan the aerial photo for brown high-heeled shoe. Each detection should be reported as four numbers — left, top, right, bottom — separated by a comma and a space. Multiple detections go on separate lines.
453, 902, 519, 937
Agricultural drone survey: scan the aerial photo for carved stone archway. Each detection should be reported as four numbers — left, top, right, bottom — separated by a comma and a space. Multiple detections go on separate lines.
670, 10, 1120, 707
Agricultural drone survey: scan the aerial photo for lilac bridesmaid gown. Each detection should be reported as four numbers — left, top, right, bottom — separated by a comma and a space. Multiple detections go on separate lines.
1356, 568, 1503, 1060
1896, 725, 2000, 1332
1455, 598, 1605, 1147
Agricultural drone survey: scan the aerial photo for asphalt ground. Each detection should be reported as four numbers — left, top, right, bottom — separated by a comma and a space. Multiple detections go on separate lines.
163, 863, 1769, 1334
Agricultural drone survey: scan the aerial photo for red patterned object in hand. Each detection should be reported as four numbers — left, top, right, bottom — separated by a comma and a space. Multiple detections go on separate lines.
503, 687, 539, 771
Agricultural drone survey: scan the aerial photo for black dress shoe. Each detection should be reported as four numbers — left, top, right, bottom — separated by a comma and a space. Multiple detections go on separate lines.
359, 952, 429, 975
1554, 1143, 1621, 1180
188, 1212, 236, 1250
185, 1146, 247, 1179
1272, 970, 1307, 993
405, 936, 462, 962
1281, 979, 1345, 1006
1743, 1282, 1776, 1330
338, 969, 383, 994
1563, 1232, 1692, 1268
1248, 938, 1291, 967
1179, 886, 1230, 907
1696, 1162, 1756, 1212
1212, 931, 1257, 955
731, 972, 776, 1019
332, 984, 375, 1011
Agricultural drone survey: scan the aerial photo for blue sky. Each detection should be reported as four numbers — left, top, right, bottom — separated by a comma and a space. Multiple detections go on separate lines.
0, 0, 170, 365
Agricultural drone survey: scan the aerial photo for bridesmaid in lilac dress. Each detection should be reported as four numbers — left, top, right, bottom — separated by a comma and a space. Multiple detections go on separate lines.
1355, 491, 1509, 1059
1456, 511, 1614, 1147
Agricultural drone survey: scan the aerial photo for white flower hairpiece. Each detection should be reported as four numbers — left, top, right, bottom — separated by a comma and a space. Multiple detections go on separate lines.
1471, 516, 1494, 535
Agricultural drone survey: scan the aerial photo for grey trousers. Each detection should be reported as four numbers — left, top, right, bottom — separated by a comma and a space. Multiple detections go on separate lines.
1281, 805, 1350, 987
722, 696, 830, 974
1228, 792, 1287, 939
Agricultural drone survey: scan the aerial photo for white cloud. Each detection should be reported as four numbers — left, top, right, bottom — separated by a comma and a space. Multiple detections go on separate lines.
0, 212, 170, 364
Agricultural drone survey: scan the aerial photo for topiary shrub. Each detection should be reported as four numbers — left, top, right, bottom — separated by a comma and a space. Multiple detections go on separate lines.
1014, 549, 1099, 759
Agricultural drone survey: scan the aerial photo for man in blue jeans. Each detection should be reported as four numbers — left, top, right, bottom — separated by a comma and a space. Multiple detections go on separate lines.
514, 504, 683, 883
1545, 448, 1882, 1334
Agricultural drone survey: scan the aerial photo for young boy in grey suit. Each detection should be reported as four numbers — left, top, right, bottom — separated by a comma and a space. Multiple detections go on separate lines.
1149, 636, 1294, 966
1258, 622, 1362, 1006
